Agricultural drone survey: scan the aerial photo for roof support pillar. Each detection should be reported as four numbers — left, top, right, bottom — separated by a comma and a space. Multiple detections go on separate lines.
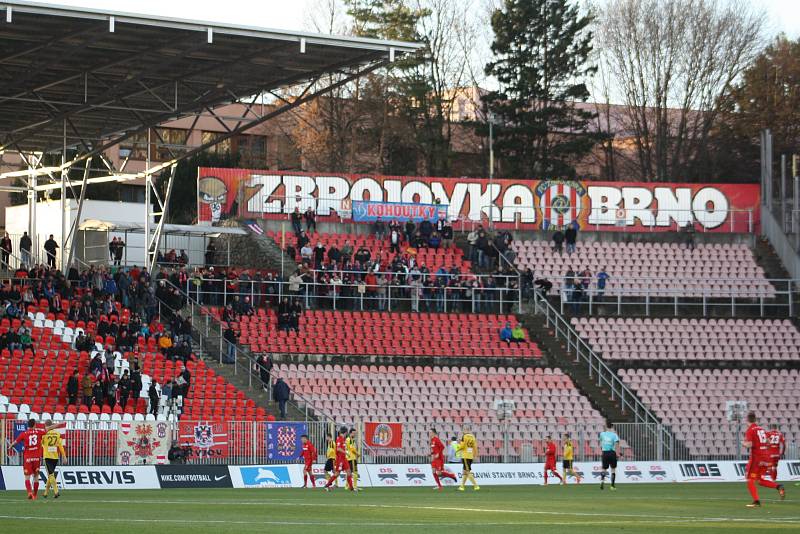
60, 119, 68, 271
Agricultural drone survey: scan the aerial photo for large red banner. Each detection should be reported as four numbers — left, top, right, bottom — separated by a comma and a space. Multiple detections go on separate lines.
364, 421, 403, 449
197, 167, 760, 233
178, 420, 229, 460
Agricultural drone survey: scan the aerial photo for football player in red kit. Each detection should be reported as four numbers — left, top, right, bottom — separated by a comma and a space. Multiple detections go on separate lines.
324, 427, 354, 491
543, 435, 563, 485
766, 423, 785, 482
743, 412, 785, 507
9, 419, 62, 500
300, 434, 317, 488
430, 429, 457, 490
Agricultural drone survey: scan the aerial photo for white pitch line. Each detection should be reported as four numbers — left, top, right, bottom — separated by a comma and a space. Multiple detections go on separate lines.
0, 498, 797, 525
0, 515, 777, 528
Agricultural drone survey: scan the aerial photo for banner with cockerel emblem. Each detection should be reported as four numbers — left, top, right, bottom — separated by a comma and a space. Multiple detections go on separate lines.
117, 421, 171, 465
266, 422, 307, 461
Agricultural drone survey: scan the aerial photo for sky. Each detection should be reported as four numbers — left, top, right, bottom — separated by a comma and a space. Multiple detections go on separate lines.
32, 0, 800, 40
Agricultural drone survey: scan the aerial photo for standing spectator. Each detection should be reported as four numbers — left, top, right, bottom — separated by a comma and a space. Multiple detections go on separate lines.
92, 379, 104, 408
684, 222, 695, 250
467, 226, 480, 262
67, 370, 79, 405
580, 268, 592, 290
313, 242, 326, 270
273, 377, 290, 419
118, 371, 131, 409
114, 238, 126, 266
178, 364, 191, 399
205, 240, 216, 266
43, 234, 58, 268
564, 225, 577, 255
291, 207, 303, 235
19, 231, 32, 267
389, 228, 401, 254
109, 237, 118, 263
340, 240, 353, 264
441, 219, 454, 248
300, 241, 313, 263
404, 220, 416, 244
131, 367, 143, 403
81, 372, 94, 407
106, 377, 118, 411
304, 207, 317, 233
256, 354, 273, 391
148, 381, 160, 416
473, 229, 488, 268
0, 232, 11, 267
419, 219, 433, 241
552, 230, 564, 254
161, 380, 173, 410
223, 326, 237, 364
597, 268, 610, 299
373, 218, 386, 240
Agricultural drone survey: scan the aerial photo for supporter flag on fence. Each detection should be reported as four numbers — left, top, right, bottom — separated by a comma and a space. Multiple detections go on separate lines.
364, 422, 402, 448
266, 422, 307, 461
178, 420, 229, 460
12, 421, 27, 453
117, 421, 171, 465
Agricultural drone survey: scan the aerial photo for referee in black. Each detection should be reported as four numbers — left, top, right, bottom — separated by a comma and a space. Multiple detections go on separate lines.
599, 423, 620, 490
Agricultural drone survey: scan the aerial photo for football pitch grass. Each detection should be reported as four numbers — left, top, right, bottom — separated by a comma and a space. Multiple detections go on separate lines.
0, 483, 797, 533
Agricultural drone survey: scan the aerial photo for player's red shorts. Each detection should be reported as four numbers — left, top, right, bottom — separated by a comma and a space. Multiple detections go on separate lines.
335, 456, 348, 471
545, 458, 556, 471
431, 459, 444, 471
23, 457, 41, 477
746, 457, 769, 479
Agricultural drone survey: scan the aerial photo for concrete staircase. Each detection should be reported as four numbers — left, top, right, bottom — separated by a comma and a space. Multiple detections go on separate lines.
518, 309, 689, 460
159, 300, 309, 422
518, 313, 631, 425
211, 220, 298, 275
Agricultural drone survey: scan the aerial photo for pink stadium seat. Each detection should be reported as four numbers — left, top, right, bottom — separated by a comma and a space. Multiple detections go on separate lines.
511, 241, 774, 298
618, 368, 800, 457
571, 317, 800, 362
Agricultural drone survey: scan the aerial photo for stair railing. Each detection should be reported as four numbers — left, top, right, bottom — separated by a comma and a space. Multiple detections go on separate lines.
155, 281, 336, 424
532, 290, 674, 459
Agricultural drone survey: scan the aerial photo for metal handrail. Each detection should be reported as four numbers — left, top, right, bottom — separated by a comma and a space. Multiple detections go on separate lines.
180, 275, 523, 315
155, 280, 337, 425
532, 290, 671, 433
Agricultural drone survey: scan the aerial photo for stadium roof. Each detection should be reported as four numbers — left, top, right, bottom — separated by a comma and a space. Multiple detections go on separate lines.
0, 0, 421, 154
78, 219, 247, 236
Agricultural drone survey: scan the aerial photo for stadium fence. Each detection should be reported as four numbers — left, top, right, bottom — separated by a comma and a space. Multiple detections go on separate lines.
1, 418, 794, 467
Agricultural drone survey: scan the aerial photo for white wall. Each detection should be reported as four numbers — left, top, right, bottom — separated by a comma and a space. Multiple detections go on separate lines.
4, 199, 151, 268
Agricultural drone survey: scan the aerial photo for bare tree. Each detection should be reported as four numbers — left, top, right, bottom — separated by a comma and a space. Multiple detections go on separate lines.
596, 0, 765, 181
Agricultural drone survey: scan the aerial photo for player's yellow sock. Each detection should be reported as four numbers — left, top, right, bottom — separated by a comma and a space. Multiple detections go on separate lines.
352, 472, 358, 489
44, 476, 51, 496
467, 473, 477, 486
52, 475, 59, 496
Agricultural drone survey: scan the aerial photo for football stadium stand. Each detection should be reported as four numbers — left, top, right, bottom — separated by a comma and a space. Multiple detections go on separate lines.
271, 230, 472, 274
571, 317, 800, 362
278, 362, 614, 458
618, 369, 800, 457
0, 280, 266, 423
512, 240, 774, 297
215, 308, 540, 358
